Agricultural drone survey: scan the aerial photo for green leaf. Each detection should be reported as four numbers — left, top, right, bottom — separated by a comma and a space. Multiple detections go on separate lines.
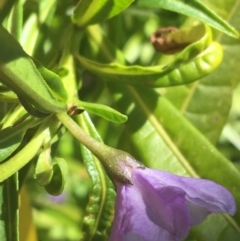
137, 0, 239, 38
0, 132, 23, 163
77, 112, 115, 241
190, 214, 240, 241
0, 25, 67, 115
0, 84, 17, 101
0, 0, 16, 23
44, 158, 69, 196
7, 0, 23, 41
76, 41, 222, 87
76, 24, 222, 88
34, 150, 53, 186
29, 0, 73, 67
72, 0, 134, 27
0, 175, 19, 241
0, 116, 59, 182
164, 0, 240, 144
0, 117, 40, 144
78, 100, 128, 123
0, 117, 40, 162
32, 58, 68, 103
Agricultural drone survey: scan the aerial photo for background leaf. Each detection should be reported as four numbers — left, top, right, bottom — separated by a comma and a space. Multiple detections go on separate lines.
1, 0, 239, 240
171, 0, 240, 144
0, 175, 19, 241
72, 0, 134, 27
137, 0, 239, 38
76, 28, 222, 87
77, 41, 222, 87
0, 0, 16, 23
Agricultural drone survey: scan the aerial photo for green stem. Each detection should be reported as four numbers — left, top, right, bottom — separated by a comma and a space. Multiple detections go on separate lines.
56, 112, 143, 183
56, 112, 105, 158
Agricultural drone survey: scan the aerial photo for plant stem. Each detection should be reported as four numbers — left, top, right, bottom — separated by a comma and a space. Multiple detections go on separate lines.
56, 112, 143, 183
56, 112, 105, 158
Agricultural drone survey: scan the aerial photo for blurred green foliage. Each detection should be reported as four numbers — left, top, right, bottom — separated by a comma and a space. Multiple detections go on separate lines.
0, 0, 240, 241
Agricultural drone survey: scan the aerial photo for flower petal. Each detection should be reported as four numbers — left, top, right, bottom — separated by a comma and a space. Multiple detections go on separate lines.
141, 168, 236, 216
133, 171, 190, 240
186, 201, 211, 225
109, 176, 190, 241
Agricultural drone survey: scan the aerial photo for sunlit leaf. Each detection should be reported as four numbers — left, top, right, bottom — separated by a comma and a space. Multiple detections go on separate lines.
78, 100, 128, 123
76, 24, 222, 88
165, 0, 240, 144
0, 26, 67, 115
72, 0, 134, 27
0, 0, 15, 23
76, 41, 222, 87
137, 0, 239, 38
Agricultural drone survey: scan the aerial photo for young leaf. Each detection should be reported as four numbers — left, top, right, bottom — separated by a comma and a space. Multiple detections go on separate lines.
78, 100, 128, 123
76, 24, 224, 87
34, 150, 53, 187
32, 58, 68, 103
44, 158, 69, 196
72, 0, 134, 27
76, 42, 222, 87
137, 0, 239, 38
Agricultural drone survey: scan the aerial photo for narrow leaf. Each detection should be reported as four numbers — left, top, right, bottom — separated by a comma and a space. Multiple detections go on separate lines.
72, 0, 134, 27
76, 41, 222, 87
137, 0, 239, 38
0, 116, 59, 182
0, 175, 19, 241
78, 100, 128, 123
0, 0, 16, 23
0, 117, 41, 162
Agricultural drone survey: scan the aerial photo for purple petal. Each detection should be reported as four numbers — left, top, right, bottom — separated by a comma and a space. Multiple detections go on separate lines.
133, 172, 190, 240
124, 232, 146, 241
186, 201, 211, 225
140, 168, 236, 216
109, 173, 190, 241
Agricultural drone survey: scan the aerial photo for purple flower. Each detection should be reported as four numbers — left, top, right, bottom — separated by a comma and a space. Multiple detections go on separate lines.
109, 168, 236, 241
